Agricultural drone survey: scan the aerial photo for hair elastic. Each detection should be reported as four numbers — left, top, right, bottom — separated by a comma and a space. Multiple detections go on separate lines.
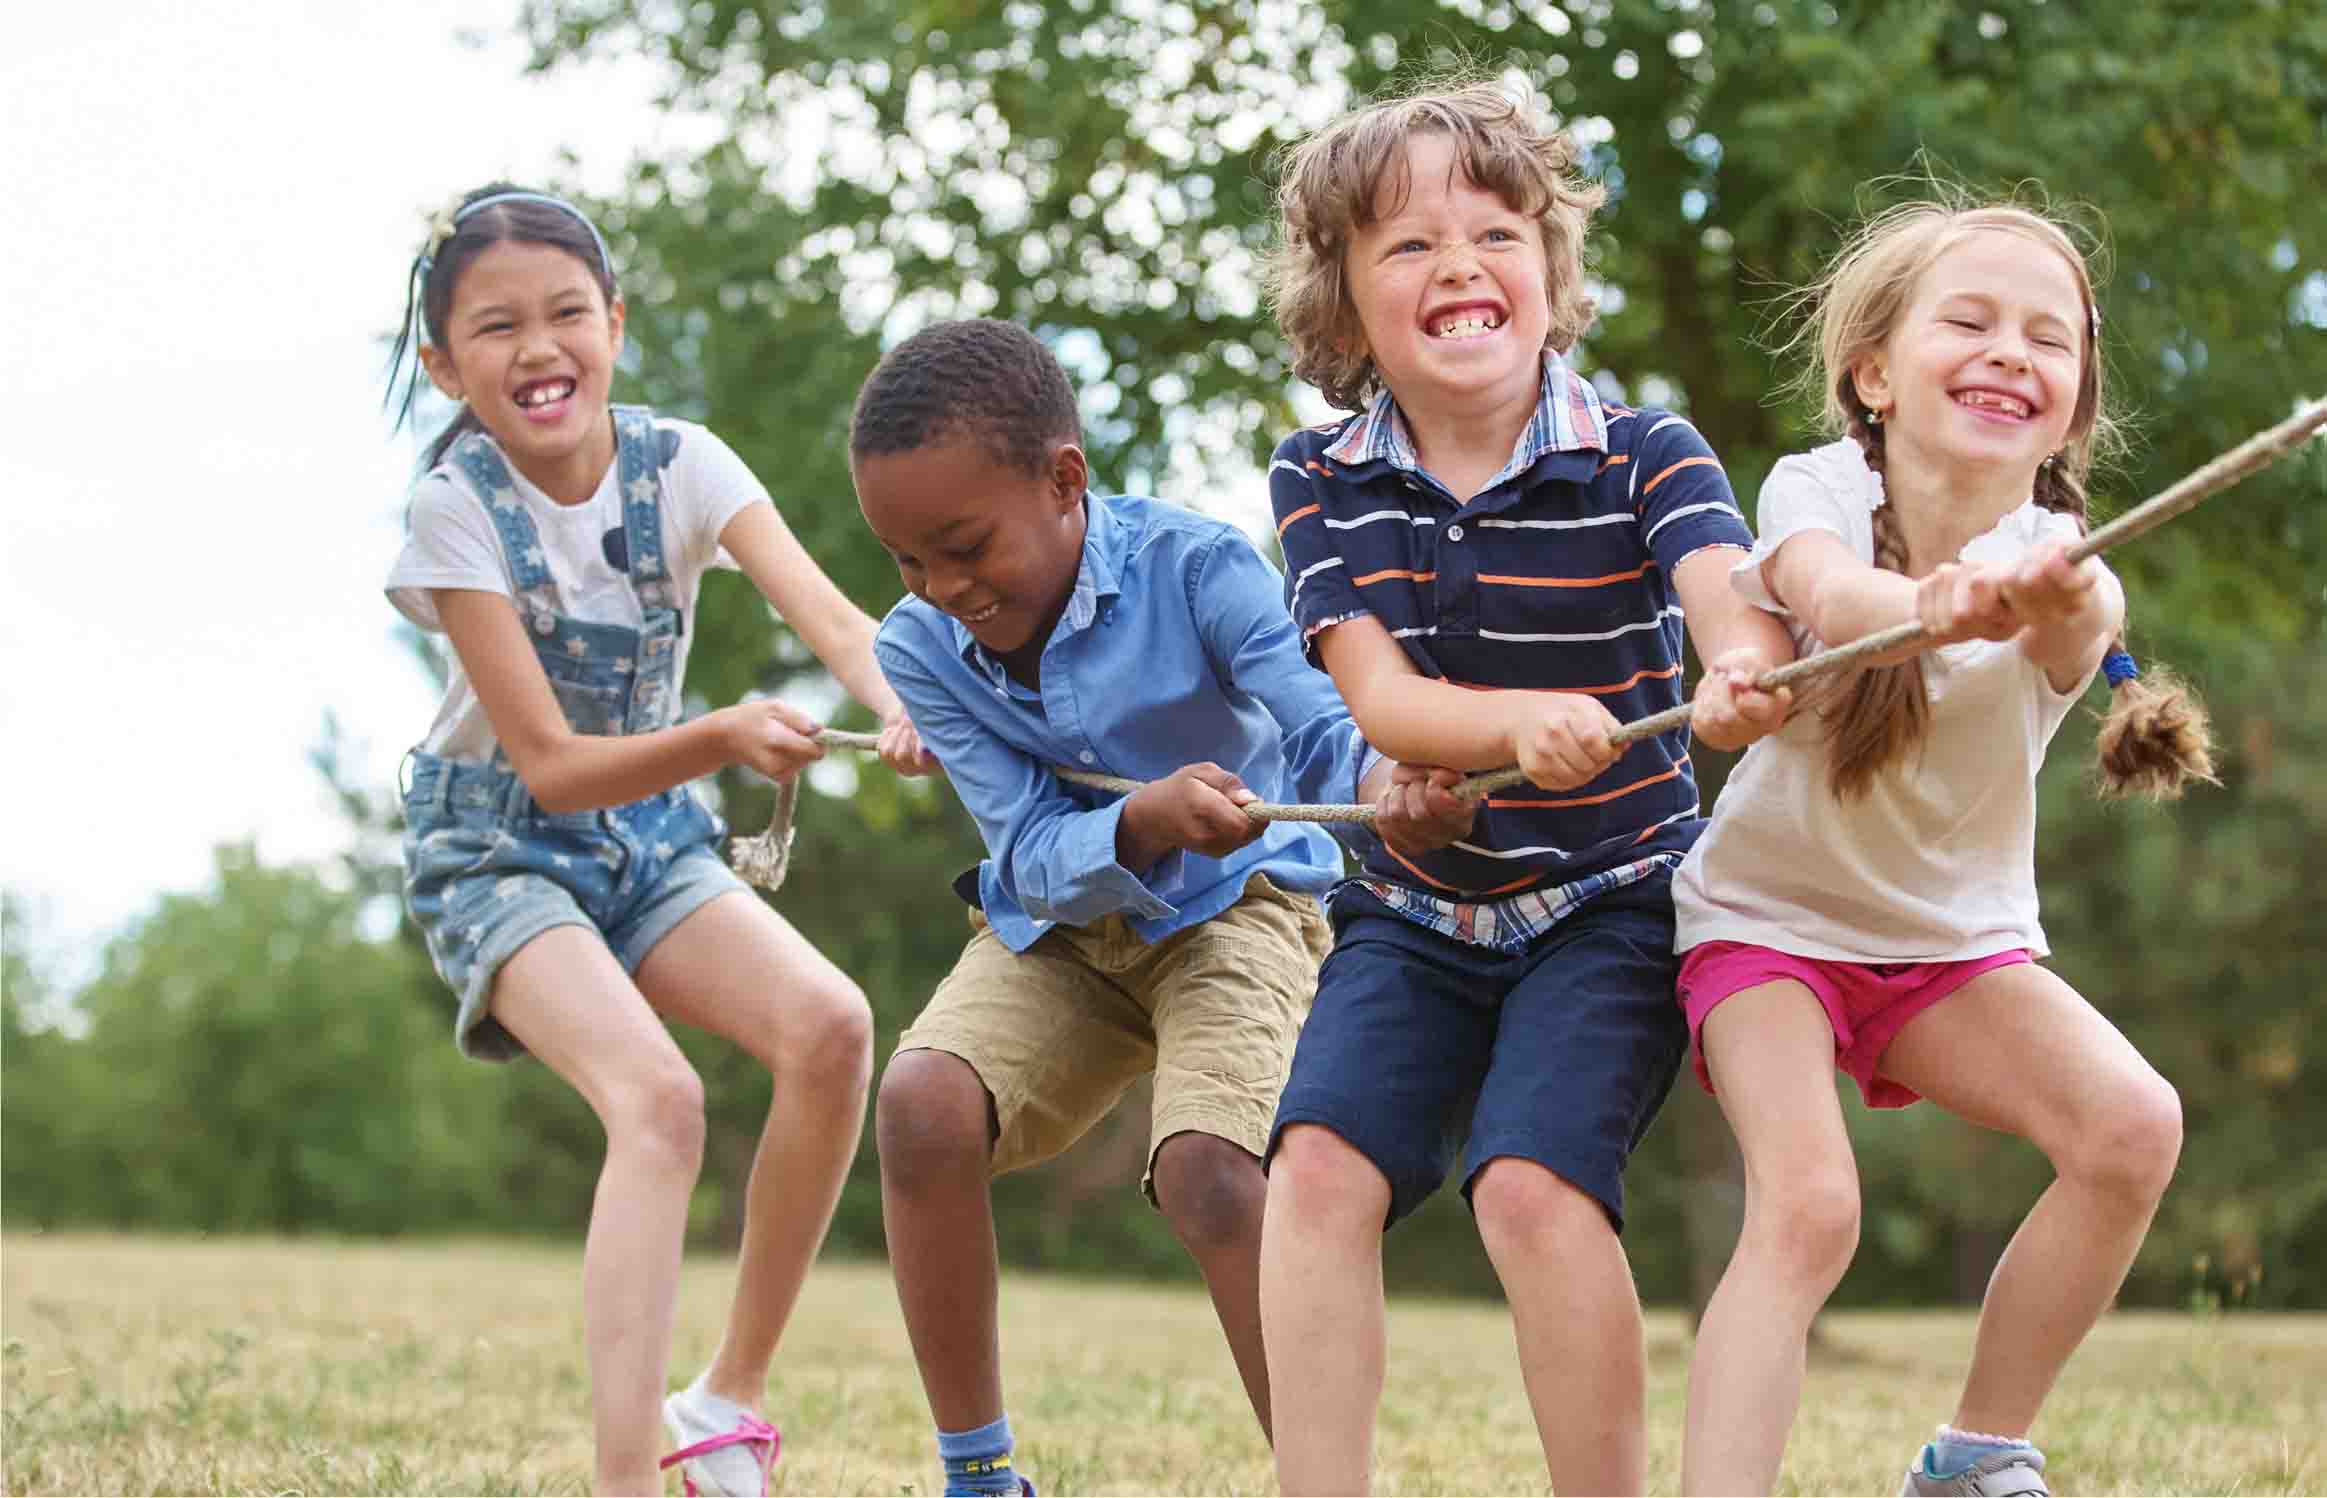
2102, 647, 2140, 687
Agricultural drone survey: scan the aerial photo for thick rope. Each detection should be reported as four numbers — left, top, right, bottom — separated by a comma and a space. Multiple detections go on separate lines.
731, 396, 2324, 889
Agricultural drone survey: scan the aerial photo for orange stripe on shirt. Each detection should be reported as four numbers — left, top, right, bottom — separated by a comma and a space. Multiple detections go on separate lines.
1477, 562, 1654, 589
1442, 665, 1683, 697
1275, 503, 1320, 536
1640, 455, 1718, 498
1353, 568, 1438, 586
1383, 844, 1547, 900
1483, 763, 1683, 811
1305, 459, 1336, 477
1597, 453, 1631, 474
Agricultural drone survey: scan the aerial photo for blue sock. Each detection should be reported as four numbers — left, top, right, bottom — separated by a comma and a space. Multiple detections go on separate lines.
938, 1415, 1021, 1496
1928, 1425, 2035, 1477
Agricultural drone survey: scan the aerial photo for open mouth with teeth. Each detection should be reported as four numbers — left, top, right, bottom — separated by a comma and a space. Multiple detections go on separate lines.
514, 377, 577, 421
1428, 307, 1505, 340
955, 602, 1002, 627
1953, 388, 2033, 420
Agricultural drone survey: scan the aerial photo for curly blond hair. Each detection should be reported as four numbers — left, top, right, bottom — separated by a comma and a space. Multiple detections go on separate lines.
1264, 78, 1605, 413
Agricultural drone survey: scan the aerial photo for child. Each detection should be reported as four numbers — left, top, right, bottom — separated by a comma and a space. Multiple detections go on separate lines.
384, 183, 933, 1497
1670, 200, 2211, 1497
848, 317, 1467, 1496
1255, 82, 1794, 1495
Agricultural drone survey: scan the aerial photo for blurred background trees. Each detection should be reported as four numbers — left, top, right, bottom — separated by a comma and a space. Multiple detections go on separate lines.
7, 0, 2321, 1309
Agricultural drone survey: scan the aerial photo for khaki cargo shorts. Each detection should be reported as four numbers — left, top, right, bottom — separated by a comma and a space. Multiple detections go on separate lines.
896, 874, 1330, 1200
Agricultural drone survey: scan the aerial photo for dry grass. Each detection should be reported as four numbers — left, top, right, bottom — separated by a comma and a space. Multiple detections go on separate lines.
3, 1233, 2318, 1495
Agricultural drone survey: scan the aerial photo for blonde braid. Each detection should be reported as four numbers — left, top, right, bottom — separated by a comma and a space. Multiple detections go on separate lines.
1822, 407, 1933, 799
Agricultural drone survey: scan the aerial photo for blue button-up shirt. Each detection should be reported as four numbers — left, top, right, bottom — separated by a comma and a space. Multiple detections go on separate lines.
874, 492, 1374, 953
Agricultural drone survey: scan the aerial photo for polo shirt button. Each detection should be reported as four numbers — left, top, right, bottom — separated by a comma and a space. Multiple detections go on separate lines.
1079, 751, 1096, 764
1447, 524, 1465, 541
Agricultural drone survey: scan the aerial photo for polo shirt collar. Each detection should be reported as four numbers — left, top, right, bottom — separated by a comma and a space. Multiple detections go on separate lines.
1323, 353, 1611, 480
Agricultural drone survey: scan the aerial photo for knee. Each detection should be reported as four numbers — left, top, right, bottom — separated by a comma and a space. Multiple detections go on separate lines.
1153, 1133, 1266, 1258
2059, 1071, 2183, 1205
790, 976, 874, 1097
1471, 1159, 1607, 1264
1745, 1168, 1861, 1294
874, 1050, 992, 1191
1268, 1123, 1391, 1235
604, 1058, 707, 1175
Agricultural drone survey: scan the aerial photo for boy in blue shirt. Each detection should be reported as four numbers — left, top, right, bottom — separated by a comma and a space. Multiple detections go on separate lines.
1257, 84, 1795, 1494
851, 318, 1462, 1496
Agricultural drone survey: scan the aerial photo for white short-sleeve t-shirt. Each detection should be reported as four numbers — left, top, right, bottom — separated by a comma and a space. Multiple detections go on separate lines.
1671, 438, 2106, 962
385, 416, 771, 763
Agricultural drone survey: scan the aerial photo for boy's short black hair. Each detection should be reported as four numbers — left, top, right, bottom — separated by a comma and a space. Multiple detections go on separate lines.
849, 318, 1081, 475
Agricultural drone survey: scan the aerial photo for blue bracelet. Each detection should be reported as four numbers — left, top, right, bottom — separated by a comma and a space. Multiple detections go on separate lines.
2102, 648, 2140, 687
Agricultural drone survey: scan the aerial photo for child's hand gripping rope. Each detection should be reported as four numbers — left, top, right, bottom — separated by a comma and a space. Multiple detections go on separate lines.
728, 396, 2325, 891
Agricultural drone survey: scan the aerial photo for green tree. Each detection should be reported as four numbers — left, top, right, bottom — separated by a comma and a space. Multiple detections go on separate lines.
497, 0, 2325, 1303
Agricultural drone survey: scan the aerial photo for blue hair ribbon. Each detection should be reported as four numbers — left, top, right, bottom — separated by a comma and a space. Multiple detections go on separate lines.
2102, 647, 2140, 687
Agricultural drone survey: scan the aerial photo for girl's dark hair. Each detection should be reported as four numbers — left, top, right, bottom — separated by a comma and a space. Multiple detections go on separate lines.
384, 181, 617, 470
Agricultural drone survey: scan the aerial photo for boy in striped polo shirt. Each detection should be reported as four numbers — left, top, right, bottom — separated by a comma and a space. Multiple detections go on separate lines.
1255, 82, 1795, 1495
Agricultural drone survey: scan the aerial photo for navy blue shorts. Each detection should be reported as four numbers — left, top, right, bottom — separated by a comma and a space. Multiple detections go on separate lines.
1266, 869, 1687, 1231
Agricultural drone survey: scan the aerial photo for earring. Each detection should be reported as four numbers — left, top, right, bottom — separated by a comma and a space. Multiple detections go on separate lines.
1864, 407, 1883, 426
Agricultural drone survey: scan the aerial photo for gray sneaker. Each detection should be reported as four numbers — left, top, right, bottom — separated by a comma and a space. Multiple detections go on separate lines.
1901, 1442, 2049, 1497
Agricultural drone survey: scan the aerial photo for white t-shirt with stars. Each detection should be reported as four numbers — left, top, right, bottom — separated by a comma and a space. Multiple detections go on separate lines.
386, 416, 770, 763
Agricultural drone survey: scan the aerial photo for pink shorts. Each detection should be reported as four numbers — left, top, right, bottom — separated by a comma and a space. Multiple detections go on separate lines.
1677, 941, 2032, 1108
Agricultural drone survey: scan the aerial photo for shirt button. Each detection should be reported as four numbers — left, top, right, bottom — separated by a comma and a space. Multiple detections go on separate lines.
1447, 524, 1465, 542
1079, 751, 1096, 764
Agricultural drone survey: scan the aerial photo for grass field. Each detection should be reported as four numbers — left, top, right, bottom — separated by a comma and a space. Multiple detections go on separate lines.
2, 1233, 2318, 1495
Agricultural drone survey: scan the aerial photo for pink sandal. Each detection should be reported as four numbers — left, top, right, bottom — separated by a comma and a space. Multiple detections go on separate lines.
658, 1409, 780, 1497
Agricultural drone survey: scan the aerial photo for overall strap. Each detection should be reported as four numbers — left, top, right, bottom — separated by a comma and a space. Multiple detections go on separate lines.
611, 406, 683, 733
444, 429, 561, 638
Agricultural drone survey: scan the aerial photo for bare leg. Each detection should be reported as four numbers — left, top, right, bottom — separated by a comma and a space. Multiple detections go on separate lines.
875, 1048, 1006, 1429
1149, 1132, 1274, 1439
1880, 963, 2182, 1437
635, 892, 874, 1405
1472, 1157, 1657, 1497
492, 926, 708, 1497
1259, 1123, 1390, 1495
1679, 982, 1861, 1496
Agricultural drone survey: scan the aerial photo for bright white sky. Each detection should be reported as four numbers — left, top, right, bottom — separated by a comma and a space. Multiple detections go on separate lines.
1, 2, 727, 971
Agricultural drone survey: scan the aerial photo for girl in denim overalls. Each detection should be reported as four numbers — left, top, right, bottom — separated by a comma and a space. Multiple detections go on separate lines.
384, 183, 933, 1497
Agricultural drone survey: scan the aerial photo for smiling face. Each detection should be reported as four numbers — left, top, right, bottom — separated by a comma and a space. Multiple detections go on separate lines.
1343, 131, 1553, 425
854, 432, 1090, 661
1851, 228, 2088, 489
419, 239, 624, 501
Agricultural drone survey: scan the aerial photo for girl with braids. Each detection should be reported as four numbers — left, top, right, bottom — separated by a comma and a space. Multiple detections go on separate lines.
1669, 200, 2214, 1498
384, 183, 933, 1496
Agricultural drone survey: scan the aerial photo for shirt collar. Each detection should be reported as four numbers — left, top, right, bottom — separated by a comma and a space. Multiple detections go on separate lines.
949, 494, 1119, 668
1323, 352, 1610, 480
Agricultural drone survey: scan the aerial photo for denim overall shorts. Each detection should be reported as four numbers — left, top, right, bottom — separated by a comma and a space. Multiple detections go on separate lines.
401, 407, 745, 1060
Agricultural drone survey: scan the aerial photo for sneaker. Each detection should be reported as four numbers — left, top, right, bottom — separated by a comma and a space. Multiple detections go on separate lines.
1901, 1441, 2049, 1497
942, 1477, 1035, 1498
660, 1384, 780, 1498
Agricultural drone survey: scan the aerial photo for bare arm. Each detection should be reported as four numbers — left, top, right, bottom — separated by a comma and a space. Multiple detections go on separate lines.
1671, 547, 1795, 751
437, 588, 823, 814
1313, 613, 1534, 771
2005, 543, 2123, 694
720, 502, 902, 720
1760, 529, 1928, 663
1314, 615, 1619, 790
